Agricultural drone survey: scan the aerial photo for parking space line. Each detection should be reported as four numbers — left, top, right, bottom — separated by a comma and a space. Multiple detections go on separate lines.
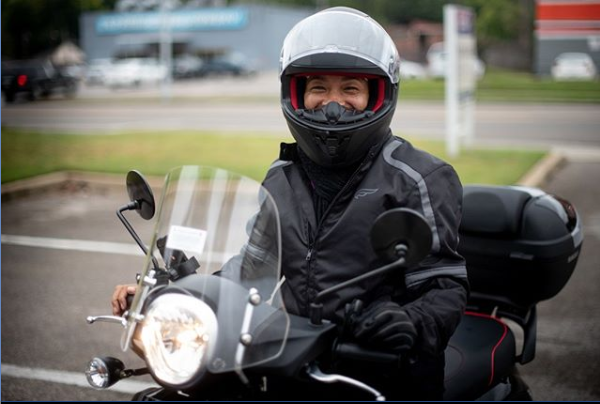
1, 363, 158, 394
1, 234, 143, 256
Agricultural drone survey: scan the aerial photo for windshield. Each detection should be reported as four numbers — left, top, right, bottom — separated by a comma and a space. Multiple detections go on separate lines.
122, 166, 288, 372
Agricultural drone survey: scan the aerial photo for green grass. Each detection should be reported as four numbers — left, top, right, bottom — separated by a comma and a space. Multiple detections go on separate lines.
1, 128, 545, 186
1, 129, 290, 183
401, 68, 600, 103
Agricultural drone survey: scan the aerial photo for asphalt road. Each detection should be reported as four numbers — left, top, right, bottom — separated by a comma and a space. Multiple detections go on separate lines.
1, 182, 158, 401
1, 74, 599, 150
519, 160, 600, 400
2, 74, 600, 400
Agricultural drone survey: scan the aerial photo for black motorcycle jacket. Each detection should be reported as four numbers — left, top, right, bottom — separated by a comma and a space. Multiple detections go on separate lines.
262, 133, 468, 357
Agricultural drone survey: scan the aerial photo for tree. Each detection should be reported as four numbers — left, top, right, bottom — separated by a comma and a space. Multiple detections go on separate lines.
460, 0, 521, 46
227, 0, 450, 23
1, 0, 116, 60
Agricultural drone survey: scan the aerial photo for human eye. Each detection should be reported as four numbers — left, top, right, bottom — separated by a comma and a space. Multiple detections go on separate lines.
343, 84, 361, 94
343, 78, 365, 91
307, 83, 326, 93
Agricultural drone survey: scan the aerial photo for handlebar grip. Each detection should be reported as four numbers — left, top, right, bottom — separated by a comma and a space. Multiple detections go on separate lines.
126, 293, 134, 310
335, 342, 400, 365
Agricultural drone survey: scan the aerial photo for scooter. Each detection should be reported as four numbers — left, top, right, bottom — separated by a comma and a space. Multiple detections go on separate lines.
85, 166, 583, 401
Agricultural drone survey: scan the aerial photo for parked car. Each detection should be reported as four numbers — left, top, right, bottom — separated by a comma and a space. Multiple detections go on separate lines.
426, 42, 485, 80
200, 53, 256, 77
172, 54, 204, 79
551, 52, 598, 80
104, 58, 168, 88
399, 58, 427, 80
1, 59, 78, 102
85, 58, 114, 86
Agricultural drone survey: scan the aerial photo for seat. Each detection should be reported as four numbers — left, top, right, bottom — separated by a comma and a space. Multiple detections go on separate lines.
443, 312, 516, 400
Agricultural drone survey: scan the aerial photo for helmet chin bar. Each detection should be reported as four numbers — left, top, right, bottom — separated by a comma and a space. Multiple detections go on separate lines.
321, 133, 350, 157
295, 102, 374, 125
284, 97, 396, 168
296, 102, 363, 158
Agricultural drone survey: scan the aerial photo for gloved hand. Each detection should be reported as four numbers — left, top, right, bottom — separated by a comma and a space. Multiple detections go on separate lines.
353, 301, 417, 354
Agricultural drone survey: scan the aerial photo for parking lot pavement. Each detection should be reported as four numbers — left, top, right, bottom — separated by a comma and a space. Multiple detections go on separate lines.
1, 154, 600, 400
1, 182, 158, 401
519, 158, 600, 401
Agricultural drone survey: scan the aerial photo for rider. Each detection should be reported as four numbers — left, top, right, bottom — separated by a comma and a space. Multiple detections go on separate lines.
267, 6, 469, 399
112, 6, 468, 400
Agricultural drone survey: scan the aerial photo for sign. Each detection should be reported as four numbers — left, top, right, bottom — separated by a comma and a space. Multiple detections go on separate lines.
96, 8, 249, 35
167, 225, 208, 256
444, 5, 477, 158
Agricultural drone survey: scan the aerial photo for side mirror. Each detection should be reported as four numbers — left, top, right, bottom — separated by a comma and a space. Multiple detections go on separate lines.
126, 170, 155, 220
370, 208, 432, 267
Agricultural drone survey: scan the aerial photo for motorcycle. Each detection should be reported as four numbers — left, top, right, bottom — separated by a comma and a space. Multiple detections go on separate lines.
85, 165, 583, 401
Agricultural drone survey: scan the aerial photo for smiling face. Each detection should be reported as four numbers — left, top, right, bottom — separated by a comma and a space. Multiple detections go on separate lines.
303, 75, 370, 111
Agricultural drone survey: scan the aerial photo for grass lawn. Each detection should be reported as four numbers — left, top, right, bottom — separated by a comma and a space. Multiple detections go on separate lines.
401, 68, 600, 103
1, 128, 545, 186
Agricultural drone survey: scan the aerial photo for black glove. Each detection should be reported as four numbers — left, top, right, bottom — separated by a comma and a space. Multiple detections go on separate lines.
353, 301, 417, 354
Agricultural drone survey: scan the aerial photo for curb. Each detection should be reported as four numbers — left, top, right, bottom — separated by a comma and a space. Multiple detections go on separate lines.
1, 171, 164, 202
515, 151, 566, 188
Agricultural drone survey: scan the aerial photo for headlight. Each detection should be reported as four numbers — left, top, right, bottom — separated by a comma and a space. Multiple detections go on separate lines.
85, 356, 125, 389
140, 293, 218, 387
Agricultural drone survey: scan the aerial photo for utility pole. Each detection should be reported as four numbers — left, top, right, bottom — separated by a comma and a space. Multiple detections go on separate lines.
160, 1, 173, 104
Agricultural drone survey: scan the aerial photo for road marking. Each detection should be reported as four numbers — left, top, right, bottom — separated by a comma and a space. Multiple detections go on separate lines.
1, 234, 143, 256
1, 363, 158, 395
1, 234, 238, 263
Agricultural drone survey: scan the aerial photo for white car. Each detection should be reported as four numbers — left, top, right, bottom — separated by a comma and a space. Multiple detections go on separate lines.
104, 58, 168, 88
426, 42, 485, 80
399, 58, 427, 80
85, 58, 113, 86
551, 52, 598, 80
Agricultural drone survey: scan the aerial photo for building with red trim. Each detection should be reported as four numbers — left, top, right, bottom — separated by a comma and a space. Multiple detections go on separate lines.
536, 0, 600, 75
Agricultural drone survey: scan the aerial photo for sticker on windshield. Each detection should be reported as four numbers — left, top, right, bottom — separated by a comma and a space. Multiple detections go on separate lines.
166, 225, 207, 255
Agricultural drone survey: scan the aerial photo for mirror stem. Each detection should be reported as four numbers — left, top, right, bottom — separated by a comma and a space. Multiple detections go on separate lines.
117, 203, 160, 270
309, 254, 406, 325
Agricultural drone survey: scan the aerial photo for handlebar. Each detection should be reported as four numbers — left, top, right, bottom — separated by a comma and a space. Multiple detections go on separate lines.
334, 342, 401, 366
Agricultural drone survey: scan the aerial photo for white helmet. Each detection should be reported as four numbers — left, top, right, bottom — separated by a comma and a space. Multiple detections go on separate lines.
280, 7, 400, 167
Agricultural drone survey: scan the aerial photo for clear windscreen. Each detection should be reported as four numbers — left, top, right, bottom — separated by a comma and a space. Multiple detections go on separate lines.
122, 166, 288, 372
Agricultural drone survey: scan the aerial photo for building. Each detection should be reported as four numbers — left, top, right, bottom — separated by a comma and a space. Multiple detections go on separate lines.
79, 4, 312, 71
535, 0, 600, 75
386, 20, 444, 64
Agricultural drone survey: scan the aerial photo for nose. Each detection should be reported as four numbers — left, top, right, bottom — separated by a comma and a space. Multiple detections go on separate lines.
321, 92, 346, 108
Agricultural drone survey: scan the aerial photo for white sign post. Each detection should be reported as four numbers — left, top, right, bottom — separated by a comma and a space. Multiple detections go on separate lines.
160, 2, 173, 104
444, 5, 477, 158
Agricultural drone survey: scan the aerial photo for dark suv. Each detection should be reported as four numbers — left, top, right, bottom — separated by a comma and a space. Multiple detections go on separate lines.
200, 53, 256, 77
1, 59, 78, 102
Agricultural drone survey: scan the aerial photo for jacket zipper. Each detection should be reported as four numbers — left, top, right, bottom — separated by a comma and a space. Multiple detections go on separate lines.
304, 149, 376, 307
316, 149, 376, 230
306, 248, 312, 261
305, 221, 314, 309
